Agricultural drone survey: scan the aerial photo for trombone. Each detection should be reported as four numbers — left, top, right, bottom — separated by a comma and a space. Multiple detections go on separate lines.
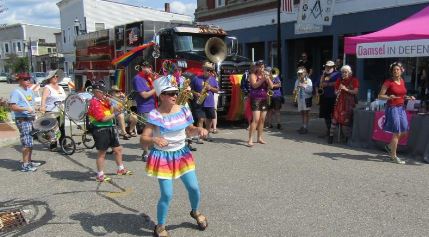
103, 93, 148, 124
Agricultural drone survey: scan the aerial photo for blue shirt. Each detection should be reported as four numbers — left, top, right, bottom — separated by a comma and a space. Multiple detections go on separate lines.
191, 75, 219, 108
9, 87, 35, 118
133, 74, 155, 113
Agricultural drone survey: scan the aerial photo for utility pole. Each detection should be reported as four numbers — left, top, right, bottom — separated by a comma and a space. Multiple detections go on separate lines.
277, 0, 282, 81
28, 37, 33, 73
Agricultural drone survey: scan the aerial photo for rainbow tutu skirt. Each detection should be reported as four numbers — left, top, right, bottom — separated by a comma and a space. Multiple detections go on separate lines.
146, 145, 195, 179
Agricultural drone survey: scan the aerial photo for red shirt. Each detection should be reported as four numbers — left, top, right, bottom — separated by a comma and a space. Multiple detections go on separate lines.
335, 76, 359, 91
383, 78, 407, 106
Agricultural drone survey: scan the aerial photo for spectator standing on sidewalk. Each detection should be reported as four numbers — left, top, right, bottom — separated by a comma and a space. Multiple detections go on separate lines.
9, 73, 41, 172
294, 67, 313, 134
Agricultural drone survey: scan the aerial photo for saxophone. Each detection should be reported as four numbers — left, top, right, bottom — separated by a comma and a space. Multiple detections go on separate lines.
293, 88, 298, 104
316, 74, 327, 105
176, 78, 193, 105
196, 81, 209, 105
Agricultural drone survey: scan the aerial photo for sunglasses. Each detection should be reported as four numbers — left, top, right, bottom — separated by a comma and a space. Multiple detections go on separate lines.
23, 78, 31, 81
162, 91, 178, 97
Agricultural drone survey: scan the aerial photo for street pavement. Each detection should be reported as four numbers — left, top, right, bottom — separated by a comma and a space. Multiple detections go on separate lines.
1, 112, 429, 236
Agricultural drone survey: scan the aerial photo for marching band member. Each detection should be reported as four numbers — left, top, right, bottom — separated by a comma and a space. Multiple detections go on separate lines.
40, 69, 66, 151
294, 67, 313, 134
190, 61, 219, 143
328, 65, 359, 144
378, 62, 415, 164
316, 60, 341, 137
88, 84, 132, 182
266, 67, 283, 130
9, 73, 41, 172
140, 73, 209, 237
247, 60, 273, 147
133, 61, 157, 161
109, 85, 138, 140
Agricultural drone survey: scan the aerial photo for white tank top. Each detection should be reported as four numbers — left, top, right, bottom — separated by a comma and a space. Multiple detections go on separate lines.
45, 85, 66, 112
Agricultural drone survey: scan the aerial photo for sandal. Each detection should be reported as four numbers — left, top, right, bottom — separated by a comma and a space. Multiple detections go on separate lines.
129, 132, 137, 137
154, 225, 170, 237
190, 211, 208, 231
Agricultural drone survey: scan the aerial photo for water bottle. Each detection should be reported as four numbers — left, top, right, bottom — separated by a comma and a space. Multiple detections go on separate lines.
365, 89, 371, 110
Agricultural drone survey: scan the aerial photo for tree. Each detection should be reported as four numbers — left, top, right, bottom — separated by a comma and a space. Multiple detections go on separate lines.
5, 53, 29, 73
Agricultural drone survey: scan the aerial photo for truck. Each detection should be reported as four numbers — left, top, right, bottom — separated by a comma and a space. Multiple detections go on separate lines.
74, 20, 252, 119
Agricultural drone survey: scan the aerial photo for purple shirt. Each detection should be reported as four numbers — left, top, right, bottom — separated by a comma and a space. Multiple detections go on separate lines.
250, 75, 268, 100
191, 75, 218, 108
272, 76, 282, 97
133, 74, 155, 113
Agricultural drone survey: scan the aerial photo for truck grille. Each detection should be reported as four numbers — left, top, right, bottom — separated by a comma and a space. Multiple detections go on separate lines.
219, 65, 248, 94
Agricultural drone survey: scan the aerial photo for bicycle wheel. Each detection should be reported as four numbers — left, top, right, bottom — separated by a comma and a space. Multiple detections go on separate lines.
82, 133, 95, 149
60, 136, 76, 155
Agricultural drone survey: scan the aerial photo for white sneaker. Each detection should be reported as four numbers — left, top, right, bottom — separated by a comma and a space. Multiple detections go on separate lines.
21, 165, 37, 172
30, 161, 42, 167
392, 156, 405, 164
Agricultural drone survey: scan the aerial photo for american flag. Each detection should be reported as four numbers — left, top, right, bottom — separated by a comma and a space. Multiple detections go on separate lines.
281, 0, 293, 13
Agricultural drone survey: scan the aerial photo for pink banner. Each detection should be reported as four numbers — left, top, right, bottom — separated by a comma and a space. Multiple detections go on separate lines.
371, 111, 411, 145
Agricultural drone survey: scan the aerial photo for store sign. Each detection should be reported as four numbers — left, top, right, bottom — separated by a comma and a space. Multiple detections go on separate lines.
294, 23, 323, 34
356, 39, 429, 58
297, 0, 335, 26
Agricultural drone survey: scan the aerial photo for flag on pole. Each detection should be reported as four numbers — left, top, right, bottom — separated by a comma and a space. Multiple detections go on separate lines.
281, 0, 293, 13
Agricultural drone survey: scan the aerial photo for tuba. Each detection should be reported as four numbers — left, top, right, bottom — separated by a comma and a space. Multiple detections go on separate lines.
196, 81, 209, 105
205, 37, 227, 64
177, 78, 193, 105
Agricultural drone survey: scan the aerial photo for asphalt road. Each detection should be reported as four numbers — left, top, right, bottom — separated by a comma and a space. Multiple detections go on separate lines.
1, 113, 428, 236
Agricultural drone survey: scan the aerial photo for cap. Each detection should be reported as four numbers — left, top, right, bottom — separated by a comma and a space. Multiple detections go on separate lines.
153, 75, 179, 96
202, 61, 215, 71
92, 83, 106, 92
111, 85, 121, 91
325, 60, 335, 67
297, 68, 306, 74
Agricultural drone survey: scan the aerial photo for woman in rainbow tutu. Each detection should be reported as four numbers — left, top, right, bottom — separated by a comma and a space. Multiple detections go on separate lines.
140, 62, 209, 237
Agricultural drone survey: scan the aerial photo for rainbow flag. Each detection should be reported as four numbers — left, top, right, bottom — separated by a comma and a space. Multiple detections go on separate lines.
226, 74, 244, 121
114, 69, 125, 91
111, 42, 155, 67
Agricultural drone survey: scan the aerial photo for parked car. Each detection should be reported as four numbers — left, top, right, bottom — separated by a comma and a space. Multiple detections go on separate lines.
32, 72, 48, 85
0, 72, 7, 82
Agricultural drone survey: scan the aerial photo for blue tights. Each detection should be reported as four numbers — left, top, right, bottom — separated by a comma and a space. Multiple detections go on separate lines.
157, 171, 200, 225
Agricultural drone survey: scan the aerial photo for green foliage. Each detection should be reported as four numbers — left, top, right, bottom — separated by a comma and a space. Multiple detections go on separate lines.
5, 53, 29, 73
0, 98, 10, 122
0, 106, 8, 122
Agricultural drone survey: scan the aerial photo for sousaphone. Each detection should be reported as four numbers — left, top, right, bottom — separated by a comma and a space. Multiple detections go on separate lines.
205, 37, 227, 63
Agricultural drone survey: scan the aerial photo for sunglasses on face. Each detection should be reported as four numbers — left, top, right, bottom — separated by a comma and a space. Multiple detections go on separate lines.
23, 78, 31, 81
162, 91, 178, 97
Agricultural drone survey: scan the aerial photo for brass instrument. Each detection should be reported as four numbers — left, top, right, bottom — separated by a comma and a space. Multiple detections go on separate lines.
264, 69, 274, 106
293, 88, 298, 104
177, 78, 193, 105
205, 37, 227, 63
104, 94, 147, 124
316, 74, 329, 105
271, 67, 280, 78
196, 81, 209, 105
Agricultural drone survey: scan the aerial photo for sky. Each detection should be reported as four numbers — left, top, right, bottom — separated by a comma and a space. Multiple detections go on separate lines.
0, 0, 197, 28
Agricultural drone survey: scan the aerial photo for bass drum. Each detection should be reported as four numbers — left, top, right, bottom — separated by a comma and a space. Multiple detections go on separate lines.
64, 92, 93, 121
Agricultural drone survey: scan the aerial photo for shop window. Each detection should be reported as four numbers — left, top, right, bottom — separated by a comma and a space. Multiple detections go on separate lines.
268, 41, 279, 68
48, 48, 52, 53
17, 42, 22, 52
216, 0, 225, 8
